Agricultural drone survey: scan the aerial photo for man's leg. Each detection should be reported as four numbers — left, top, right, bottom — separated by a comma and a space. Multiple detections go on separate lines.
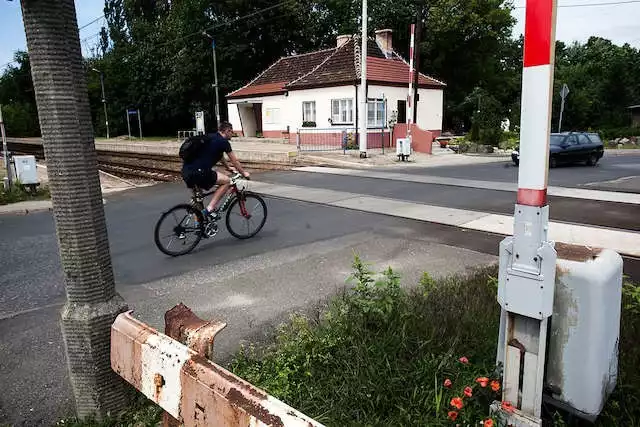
206, 172, 230, 212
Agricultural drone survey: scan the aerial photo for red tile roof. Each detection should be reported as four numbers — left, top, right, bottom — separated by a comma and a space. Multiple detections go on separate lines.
227, 37, 445, 98
228, 82, 288, 98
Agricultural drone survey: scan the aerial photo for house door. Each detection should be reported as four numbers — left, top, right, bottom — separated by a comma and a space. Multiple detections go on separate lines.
253, 104, 263, 134
397, 100, 406, 124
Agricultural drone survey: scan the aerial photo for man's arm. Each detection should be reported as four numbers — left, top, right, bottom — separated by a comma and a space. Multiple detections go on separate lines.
226, 151, 249, 178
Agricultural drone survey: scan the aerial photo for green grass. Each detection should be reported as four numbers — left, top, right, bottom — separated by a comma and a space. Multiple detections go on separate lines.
57, 257, 640, 426
0, 181, 50, 205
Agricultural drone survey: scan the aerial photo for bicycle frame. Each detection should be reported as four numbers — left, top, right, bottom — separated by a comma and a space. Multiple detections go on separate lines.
190, 174, 248, 217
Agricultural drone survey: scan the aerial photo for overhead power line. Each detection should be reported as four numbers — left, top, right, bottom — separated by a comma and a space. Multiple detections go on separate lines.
79, 15, 105, 31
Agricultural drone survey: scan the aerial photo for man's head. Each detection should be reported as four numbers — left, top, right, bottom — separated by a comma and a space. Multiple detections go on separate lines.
218, 121, 233, 140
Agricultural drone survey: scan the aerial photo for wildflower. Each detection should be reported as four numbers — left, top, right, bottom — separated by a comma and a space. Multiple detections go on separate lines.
464, 386, 473, 398
450, 397, 464, 410
484, 418, 494, 427
475, 377, 489, 388
458, 356, 469, 364
490, 380, 501, 392
501, 401, 515, 413
444, 378, 452, 388
448, 411, 458, 421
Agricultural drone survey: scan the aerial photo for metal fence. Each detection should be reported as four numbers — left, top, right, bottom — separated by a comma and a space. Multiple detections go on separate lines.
297, 127, 392, 154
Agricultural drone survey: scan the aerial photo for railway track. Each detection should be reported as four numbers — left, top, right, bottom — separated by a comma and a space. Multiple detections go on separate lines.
6, 139, 290, 182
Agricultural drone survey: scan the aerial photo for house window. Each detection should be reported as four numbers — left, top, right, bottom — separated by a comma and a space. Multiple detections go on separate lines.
264, 108, 280, 125
331, 99, 354, 124
367, 99, 386, 128
302, 101, 316, 124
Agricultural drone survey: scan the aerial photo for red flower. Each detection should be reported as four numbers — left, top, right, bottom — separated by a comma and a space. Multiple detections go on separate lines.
490, 380, 501, 392
458, 356, 469, 364
501, 401, 515, 413
447, 411, 458, 421
450, 397, 464, 410
476, 377, 489, 388
464, 386, 473, 398
444, 378, 452, 388
484, 419, 494, 427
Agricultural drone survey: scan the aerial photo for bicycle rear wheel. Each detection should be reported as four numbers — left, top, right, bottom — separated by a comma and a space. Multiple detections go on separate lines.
225, 192, 267, 239
154, 204, 204, 256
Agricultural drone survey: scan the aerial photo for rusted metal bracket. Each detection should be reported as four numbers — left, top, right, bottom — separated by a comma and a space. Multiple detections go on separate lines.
111, 308, 324, 427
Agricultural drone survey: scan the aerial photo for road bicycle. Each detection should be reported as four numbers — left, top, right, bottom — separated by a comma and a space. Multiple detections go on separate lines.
154, 173, 267, 256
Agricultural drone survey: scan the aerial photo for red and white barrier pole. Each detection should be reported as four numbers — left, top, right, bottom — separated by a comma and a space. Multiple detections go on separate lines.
406, 24, 416, 146
495, 0, 558, 425
517, 0, 557, 207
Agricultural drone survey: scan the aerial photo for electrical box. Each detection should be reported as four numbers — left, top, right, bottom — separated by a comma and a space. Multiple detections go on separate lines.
12, 155, 39, 185
195, 111, 205, 135
545, 249, 623, 420
396, 138, 411, 161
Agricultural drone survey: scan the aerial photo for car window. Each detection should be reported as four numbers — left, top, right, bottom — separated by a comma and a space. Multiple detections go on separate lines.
567, 135, 579, 146
588, 133, 603, 145
578, 134, 591, 145
550, 135, 566, 146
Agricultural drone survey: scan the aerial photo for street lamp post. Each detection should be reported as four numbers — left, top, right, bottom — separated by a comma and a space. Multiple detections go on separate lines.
91, 68, 110, 139
203, 32, 221, 128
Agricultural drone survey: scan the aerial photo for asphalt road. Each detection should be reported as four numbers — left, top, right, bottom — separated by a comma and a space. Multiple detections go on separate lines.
0, 181, 499, 426
392, 152, 640, 191
1, 154, 638, 426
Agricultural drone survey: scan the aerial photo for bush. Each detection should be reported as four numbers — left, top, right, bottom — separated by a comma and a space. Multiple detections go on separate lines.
302, 121, 317, 128
231, 257, 501, 426
0, 181, 50, 205
596, 127, 640, 141
231, 257, 640, 426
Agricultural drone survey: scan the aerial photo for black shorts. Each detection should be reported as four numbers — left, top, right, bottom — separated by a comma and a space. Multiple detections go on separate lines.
182, 167, 217, 190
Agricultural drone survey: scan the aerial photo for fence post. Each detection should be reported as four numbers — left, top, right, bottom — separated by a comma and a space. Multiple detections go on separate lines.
296, 130, 301, 151
342, 130, 347, 155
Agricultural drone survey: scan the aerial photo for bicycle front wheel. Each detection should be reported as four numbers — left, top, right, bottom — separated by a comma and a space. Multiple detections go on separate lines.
225, 193, 267, 239
154, 204, 204, 256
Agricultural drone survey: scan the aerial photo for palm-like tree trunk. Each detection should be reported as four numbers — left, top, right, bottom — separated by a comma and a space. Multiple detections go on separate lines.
20, 0, 127, 419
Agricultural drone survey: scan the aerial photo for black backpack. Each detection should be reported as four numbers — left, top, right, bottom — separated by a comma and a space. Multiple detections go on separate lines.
179, 135, 206, 163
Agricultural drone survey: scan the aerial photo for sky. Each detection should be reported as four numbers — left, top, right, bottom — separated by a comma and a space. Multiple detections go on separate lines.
1, 0, 640, 72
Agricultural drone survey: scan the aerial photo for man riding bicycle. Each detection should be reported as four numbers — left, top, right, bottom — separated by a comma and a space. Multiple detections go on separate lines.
181, 121, 250, 220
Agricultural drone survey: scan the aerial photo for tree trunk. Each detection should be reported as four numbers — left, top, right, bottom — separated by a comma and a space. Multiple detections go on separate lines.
20, 0, 128, 419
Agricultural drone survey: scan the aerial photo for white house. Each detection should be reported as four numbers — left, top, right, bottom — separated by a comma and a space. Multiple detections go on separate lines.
226, 30, 446, 153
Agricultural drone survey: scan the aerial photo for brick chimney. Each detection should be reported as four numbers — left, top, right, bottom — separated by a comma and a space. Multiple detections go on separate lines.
375, 29, 393, 57
336, 34, 352, 48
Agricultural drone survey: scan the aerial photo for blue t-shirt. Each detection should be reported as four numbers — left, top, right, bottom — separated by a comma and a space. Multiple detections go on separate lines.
187, 133, 232, 171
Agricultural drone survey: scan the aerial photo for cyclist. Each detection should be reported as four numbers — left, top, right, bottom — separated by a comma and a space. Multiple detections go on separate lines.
181, 121, 250, 220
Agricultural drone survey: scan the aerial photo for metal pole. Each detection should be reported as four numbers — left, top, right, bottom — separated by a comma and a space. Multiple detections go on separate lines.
558, 95, 565, 133
212, 40, 221, 127
407, 24, 416, 148
0, 105, 11, 188
137, 109, 142, 139
126, 110, 131, 139
99, 73, 110, 139
495, 0, 558, 424
358, 0, 368, 158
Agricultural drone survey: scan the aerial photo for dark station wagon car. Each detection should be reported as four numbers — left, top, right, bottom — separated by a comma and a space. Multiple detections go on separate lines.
512, 132, 604, 168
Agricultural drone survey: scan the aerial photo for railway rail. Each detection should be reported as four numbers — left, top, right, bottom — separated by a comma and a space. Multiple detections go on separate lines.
5, 139, 290, 182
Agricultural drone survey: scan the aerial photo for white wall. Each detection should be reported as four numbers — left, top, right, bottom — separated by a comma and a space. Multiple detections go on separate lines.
228, 104, 242, 132
368, 84, 443, 132
226, 83, 443, 135
287, 85, 357, 131
416, 89, 443, 132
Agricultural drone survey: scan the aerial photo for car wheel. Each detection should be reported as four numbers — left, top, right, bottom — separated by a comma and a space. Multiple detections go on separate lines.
586, 153, 598, 166
549, 156, 558, 168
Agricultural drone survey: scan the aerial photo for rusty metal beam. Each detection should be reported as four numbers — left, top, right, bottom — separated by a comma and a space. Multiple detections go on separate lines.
111, 311, 324, 427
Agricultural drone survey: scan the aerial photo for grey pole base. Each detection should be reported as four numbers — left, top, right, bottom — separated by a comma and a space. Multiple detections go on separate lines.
61, 294, 129, 420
